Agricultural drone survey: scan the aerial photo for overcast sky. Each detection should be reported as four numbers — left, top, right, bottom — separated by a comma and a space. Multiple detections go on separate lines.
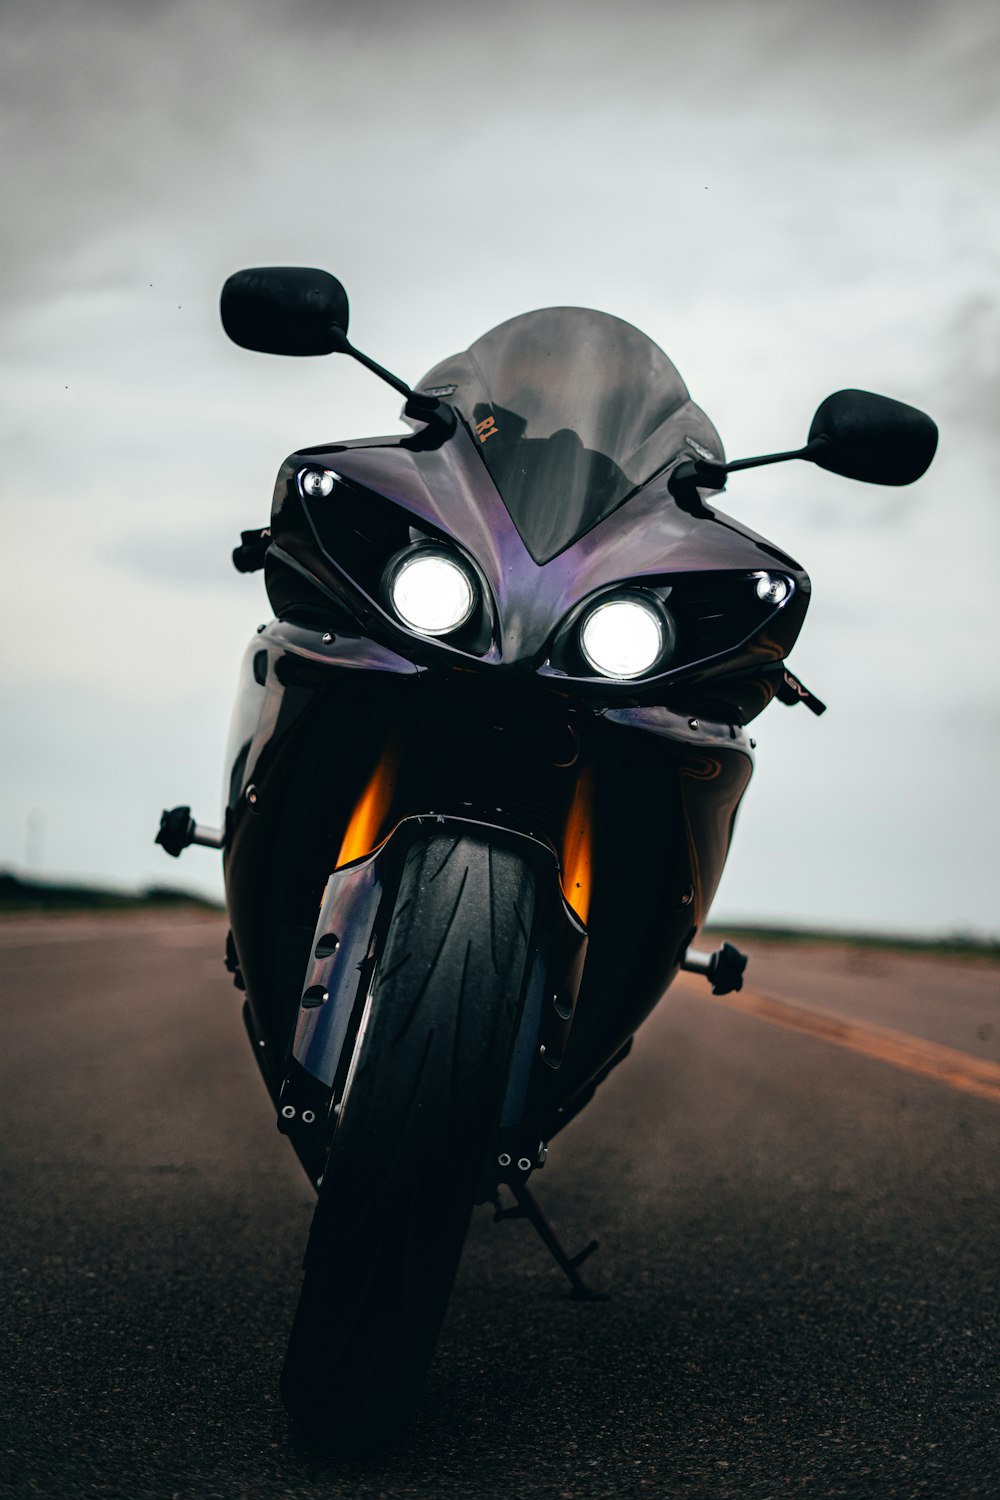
2, 0, 998, 935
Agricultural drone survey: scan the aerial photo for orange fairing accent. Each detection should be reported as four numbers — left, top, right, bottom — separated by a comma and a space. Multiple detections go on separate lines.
561, 763, 594, 924
335, 740, 400, 868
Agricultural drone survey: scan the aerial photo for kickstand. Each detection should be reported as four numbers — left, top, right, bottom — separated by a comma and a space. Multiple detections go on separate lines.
493, 1182, 609, 1301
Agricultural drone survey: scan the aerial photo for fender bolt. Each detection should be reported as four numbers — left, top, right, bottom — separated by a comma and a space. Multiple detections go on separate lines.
517, 1157, 532, 1172
280, 1105, 296, 1119
498, 1152, 512, 1167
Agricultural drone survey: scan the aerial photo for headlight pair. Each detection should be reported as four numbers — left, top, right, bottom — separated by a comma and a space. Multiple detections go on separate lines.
384, 546, 673, 681
301, 466, 789, 681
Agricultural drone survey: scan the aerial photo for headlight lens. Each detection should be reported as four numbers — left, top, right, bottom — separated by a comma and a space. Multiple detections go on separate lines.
387, 548, 476, 636
579, 596, 668, 679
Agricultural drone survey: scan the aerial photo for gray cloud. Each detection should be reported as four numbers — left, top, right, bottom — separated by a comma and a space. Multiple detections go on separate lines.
2, 0, 998, 931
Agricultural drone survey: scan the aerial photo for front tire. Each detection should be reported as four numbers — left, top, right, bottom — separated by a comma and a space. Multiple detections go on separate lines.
280, 833, 536, 1452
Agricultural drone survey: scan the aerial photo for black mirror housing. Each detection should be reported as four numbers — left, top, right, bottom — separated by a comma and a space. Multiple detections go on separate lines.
807, 389, 938, 487
221, 266, 350, 356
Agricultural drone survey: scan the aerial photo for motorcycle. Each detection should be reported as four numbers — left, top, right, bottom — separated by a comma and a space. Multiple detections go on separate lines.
156, 267, 937, 1452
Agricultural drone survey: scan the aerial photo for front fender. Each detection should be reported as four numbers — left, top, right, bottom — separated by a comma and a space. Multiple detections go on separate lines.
276, 813, 587, 1186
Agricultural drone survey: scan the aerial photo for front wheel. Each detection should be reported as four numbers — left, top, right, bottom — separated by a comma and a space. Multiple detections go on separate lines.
280, 833, 536, 1453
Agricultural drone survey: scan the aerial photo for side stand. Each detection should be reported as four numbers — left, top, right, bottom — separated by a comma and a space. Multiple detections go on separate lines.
493, 1182, 609, 1301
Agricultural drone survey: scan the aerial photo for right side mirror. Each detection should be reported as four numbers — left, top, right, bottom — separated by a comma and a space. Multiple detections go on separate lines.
221, 266, 350, 356
807, 389, 938, 486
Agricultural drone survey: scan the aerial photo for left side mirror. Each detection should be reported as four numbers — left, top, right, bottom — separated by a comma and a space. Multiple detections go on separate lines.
807, 389, 938, 486
221, 266, 350, 356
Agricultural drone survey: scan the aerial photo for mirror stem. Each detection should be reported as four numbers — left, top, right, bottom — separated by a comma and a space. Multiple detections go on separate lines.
333, 330, 414, 401
669, 436, 832, 512
332, 330, 449, 426
723, 436, 829, 474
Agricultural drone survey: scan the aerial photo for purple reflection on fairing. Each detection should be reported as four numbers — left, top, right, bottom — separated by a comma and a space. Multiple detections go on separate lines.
270, 416, 810, 688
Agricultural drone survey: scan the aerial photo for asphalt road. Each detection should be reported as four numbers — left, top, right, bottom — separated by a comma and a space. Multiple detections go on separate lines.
2, 914, 999, 1500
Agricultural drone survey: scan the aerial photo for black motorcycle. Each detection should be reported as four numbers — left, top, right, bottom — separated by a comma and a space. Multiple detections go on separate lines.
157, 267, 936, 1452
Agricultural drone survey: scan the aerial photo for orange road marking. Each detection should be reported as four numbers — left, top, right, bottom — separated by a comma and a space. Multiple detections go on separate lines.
674, 974, 1000, 1106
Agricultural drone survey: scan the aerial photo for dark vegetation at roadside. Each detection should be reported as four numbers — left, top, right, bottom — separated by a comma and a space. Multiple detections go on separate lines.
0, 871, 223, 915
706, 923, 1000, 962
2, 872, 994, 957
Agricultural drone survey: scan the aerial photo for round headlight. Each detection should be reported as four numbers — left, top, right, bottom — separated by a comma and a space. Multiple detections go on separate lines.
388, 549, 476, 636
579, 596, 667, 680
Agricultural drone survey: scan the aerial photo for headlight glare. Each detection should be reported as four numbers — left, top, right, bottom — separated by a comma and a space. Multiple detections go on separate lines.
387, 549, 476, 636
579, 596, 668, 679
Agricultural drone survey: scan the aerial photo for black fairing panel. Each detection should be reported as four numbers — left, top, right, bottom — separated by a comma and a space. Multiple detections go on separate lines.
223, 628, 754, 1116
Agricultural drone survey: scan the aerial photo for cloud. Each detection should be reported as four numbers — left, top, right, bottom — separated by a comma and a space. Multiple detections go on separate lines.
2, 0, 998, 930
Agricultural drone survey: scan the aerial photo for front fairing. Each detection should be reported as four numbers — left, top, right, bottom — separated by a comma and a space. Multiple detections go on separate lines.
267, 417, 809, 702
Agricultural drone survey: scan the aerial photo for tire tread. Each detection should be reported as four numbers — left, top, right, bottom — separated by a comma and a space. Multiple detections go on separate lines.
280, 833, 534, 1453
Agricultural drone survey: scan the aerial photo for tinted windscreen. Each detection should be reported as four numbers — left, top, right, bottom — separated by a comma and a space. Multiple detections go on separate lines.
417, 307, 722, 563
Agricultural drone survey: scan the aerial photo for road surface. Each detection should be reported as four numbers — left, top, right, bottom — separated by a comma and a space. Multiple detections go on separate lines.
2, 914, 998, 1498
